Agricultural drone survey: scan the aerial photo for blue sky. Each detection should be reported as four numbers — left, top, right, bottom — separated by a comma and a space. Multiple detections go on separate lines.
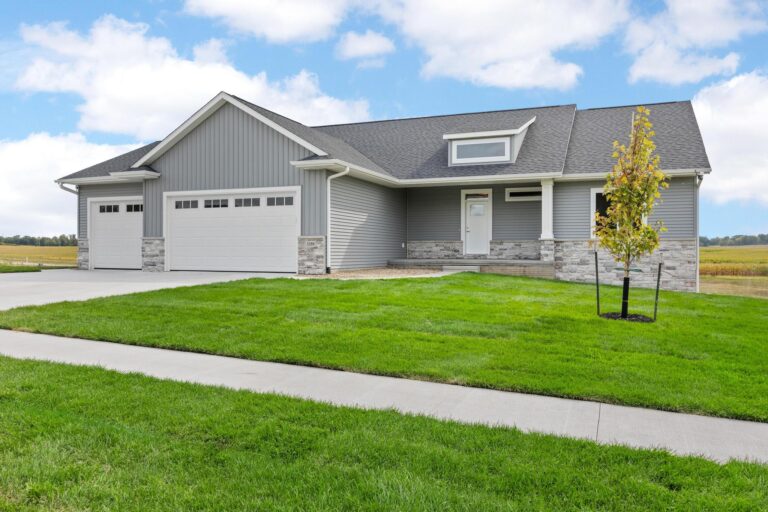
1, 0, 767, 236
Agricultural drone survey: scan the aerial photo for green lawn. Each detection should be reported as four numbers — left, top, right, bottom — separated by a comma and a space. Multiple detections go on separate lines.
1, 274, 766, 422
1, 357, 766, 511
0, 264, 40, 273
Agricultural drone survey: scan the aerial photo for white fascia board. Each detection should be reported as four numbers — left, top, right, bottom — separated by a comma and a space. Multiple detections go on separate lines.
555, 168, 710, 182
108, 170, 160, 179
132, 92, 328, 168
291, 158, 561, 188
442, 117, 536, 140
56, 175, 152, 185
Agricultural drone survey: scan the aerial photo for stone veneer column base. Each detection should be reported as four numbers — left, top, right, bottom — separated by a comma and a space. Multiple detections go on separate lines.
554, 239, 698, 292
142, 238, 165, 272
77, 239, 89, 270
539, 240, 555, 262
298, 236, 326, 275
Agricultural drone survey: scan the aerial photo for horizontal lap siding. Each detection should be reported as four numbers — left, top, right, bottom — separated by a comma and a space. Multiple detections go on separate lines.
145, 103, 324, 237
554, 177, 696, 239
406, 185, 540, 241
78, 183, 144, 239
330, 176, 406, 269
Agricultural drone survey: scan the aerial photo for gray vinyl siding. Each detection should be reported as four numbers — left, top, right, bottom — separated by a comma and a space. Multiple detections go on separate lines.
553, 177, 697, 239
144, 102, 325, 237
330, 176, 406, 269
406, 185, 541, 241
77, 183, 143, 239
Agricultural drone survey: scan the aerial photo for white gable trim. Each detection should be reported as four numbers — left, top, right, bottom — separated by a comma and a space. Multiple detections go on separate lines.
132, 92, 328, 168
442, 117, 536, 140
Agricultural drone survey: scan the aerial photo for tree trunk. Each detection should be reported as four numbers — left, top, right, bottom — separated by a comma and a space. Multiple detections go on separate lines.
621, 276, 630, 319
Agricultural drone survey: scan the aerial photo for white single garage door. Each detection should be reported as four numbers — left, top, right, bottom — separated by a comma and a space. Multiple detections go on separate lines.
166, 189, 299, 272
89, 198, 143, 269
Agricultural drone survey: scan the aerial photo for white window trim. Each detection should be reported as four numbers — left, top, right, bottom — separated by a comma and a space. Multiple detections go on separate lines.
451, 137, 510, 165
86, 195, 143, 271
162, 186, 301, 272
460, 188, 493, 255
590, 187, 604, 239
504, 186, 542, 202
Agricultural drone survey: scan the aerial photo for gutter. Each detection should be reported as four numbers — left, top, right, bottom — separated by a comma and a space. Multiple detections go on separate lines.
325, 166, 350, 273
58, 182, 78, 195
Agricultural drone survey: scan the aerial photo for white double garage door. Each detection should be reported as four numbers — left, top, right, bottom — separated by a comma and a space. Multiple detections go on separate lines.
89, 188, 299, 272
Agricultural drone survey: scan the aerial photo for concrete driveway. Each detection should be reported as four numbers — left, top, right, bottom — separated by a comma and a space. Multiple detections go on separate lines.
0, 269, 280, 310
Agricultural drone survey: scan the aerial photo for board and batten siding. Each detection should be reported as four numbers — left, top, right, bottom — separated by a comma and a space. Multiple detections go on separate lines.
330, 176, 406, 269
77, 182, 144, 239
553, 177, 697, 239
406, 184, 542, 241
144, 102, 326, 238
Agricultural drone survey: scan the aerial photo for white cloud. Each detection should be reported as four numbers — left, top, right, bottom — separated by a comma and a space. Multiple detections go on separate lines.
184, 0, 355, 43
336, 30, 395, 61
626, 0, 766, 84
693, 72, 768, 204
0, 133, 138, 236
375, 0, 629, 90
15, 15, 370, 140
184, 0, 628, 90
192, 38, 229, 64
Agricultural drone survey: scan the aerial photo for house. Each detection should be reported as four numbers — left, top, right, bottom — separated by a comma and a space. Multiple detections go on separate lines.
56, 92, 711, 291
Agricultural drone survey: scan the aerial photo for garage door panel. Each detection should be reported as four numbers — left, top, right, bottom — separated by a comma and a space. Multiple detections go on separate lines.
167, 191, 299, 272
90, 200, 143, 270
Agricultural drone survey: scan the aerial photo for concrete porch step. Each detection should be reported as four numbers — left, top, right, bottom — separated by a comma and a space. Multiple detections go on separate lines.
388, 258, 555, 278
442, 265, 481, 272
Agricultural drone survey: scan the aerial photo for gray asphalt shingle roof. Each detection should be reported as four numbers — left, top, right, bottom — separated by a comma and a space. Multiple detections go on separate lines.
59, 98, 710, 183
313, 105, 576, 179
59, 142, 160, 180
564, 101, 710, 173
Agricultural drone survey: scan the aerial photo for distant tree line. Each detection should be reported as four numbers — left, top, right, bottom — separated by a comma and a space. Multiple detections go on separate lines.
699, 234, 768, 247
0, 235, 77, 246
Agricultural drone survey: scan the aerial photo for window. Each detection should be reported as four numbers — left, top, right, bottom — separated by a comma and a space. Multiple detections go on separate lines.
451, 137, 510, 165
99, 204, 119, 213
127, 204, 143, 212
591, 188, 613, 238
235, 198, 261, 207
175, 200, 198, 209
505, 187, 542, 202
266, 196, 294, 206
204, 199, 228, 208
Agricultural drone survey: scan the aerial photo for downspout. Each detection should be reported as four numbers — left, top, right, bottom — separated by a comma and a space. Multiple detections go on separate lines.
695, 173, 704, 292
326, 166, 350, 273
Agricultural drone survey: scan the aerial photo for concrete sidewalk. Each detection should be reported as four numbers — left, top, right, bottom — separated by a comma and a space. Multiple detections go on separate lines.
1, 329, 766, 464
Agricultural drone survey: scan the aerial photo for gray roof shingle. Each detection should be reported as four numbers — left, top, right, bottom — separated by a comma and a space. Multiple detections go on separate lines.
563, 101, 710, 174
313, 105, 577, 179
58, 142, 160, 181
58, 99, 710, 183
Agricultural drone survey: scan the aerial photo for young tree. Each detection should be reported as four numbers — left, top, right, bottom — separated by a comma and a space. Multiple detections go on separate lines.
594, 106, 668, 319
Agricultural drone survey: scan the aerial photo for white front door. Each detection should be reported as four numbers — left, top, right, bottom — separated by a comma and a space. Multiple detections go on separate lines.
89, 198, 143, 269
464, 192, 491, 255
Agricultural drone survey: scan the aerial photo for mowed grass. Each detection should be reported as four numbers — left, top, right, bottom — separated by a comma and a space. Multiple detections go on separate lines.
0, 264, 40, 274
1, 357, 767, 511
0, 244, 77, 267
1, 273, 767, 422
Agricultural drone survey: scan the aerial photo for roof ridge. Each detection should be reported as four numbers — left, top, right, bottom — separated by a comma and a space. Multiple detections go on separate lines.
312, 104, 578, 128
579, 100, 691, 111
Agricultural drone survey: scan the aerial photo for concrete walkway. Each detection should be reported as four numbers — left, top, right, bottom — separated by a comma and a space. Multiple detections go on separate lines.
1, 330, 766, 465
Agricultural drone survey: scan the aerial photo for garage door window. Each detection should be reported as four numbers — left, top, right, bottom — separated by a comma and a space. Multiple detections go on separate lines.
235, 198, 260, 207
267, 196, 293, 206
175, 200, 198, 209
99, 205, 120, 213
127, 204, 143, 212
204, 199, 228, 208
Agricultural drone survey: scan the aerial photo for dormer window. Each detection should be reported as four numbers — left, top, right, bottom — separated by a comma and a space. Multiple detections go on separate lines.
452, 137, 511, 164
443, 117, 536, 166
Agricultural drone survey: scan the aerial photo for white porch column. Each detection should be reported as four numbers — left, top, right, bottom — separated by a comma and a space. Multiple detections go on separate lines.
540, 178, 554, 240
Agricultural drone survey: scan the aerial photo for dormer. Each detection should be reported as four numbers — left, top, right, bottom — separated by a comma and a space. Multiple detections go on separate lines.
443, 117, 535, 166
